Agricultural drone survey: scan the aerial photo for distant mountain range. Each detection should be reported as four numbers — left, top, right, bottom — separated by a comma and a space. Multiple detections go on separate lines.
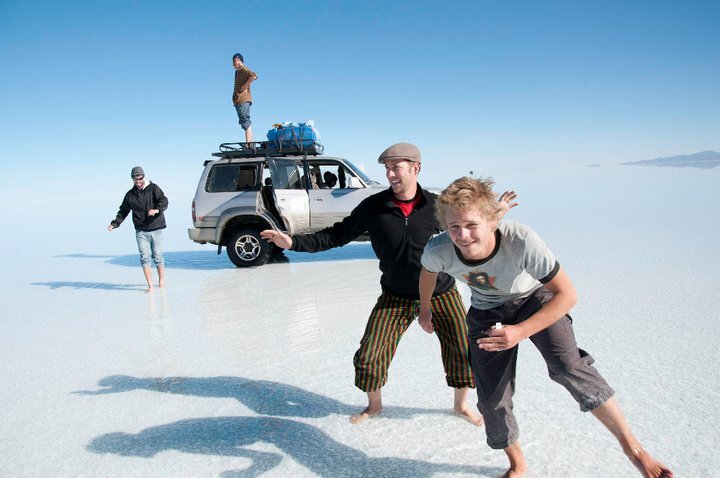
622, 150, 720, 169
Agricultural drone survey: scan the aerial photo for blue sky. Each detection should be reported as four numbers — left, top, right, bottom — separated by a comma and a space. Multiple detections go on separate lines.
1, 0, 718, 191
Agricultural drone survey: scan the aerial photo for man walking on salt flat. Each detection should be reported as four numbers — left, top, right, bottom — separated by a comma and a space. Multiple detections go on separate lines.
108, 166, 168, 293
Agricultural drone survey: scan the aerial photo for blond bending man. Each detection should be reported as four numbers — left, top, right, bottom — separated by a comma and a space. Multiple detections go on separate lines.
419, 176, 673, 478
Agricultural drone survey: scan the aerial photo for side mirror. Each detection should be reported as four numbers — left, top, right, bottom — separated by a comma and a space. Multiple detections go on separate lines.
346, 176, 363, 189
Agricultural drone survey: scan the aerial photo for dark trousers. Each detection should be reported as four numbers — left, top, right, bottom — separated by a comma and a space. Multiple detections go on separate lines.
466, 287, 615, 449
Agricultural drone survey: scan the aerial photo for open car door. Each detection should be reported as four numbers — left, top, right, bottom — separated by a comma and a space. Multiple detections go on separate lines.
267, 158, 311, 234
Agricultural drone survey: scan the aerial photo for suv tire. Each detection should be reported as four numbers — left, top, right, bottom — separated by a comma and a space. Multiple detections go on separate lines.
226, 226, 272, 267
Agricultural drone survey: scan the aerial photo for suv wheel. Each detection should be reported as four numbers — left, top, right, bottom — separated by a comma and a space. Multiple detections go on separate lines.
226, 226, 271, 267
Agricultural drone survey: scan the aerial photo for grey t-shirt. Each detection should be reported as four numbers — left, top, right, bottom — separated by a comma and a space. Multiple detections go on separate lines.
421, 220, 559, 310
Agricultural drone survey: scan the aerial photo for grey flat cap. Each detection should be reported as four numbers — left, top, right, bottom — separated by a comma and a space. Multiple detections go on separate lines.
377, 142, 421, 164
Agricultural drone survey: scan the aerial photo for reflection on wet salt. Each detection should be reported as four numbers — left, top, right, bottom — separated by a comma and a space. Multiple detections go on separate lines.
146, 289, 175, 372
195, 260, 380, 366
285, 296, 321, 357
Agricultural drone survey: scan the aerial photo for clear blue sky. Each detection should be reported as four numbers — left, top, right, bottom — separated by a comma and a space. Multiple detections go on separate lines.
1, 0, 718, 191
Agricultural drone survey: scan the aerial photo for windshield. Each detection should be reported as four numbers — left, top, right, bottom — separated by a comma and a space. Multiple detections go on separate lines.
344, 159, 381, 185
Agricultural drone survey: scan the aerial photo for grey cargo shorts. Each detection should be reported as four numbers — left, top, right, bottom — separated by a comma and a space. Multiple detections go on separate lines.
466, 286, 615, 449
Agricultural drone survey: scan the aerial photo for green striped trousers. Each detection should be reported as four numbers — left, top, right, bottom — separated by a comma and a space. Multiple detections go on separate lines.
353, 287, 475, 392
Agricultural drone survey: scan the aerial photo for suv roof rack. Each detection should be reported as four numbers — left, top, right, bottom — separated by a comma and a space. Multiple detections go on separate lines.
212, 140, 324, 159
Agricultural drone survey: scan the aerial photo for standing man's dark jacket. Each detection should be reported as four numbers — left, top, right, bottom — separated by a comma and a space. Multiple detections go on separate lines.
110, 181, 169, 231
291, 186, 454, 298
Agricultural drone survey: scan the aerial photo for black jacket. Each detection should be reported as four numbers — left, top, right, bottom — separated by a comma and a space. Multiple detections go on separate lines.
291, 186, 455, 298
111, 181, 169, 232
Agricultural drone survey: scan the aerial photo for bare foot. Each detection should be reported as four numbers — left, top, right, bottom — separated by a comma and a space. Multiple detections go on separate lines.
501, 466, 527, 478
454, 407, 484, 426
158, 280, 165, 288
502, 441, 527, 478
629, 447, 674, 478
349, 406, 383, 424
145, 286, 155, 294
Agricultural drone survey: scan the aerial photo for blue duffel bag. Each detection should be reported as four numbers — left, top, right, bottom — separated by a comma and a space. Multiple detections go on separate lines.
266, 121, 321, 152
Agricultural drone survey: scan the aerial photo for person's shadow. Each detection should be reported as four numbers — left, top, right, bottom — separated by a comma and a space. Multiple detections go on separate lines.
75, 375, 451, 420
31, 281, 147, 291
88, 415, 502, 477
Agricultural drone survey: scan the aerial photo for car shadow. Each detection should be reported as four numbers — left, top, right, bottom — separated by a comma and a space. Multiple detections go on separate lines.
55, 244, 377, 271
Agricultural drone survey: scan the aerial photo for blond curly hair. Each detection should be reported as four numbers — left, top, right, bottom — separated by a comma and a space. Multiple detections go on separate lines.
435, 176, 503, 229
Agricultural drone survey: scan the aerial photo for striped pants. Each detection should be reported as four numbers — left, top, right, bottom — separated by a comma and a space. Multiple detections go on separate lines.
353, 287, 475, 392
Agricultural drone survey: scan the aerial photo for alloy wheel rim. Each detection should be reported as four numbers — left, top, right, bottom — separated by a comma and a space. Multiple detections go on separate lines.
235, 234, 260, 260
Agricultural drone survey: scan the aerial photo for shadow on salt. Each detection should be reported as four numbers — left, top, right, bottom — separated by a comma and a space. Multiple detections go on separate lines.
79, 375, 503, 477
56, 242, 377, 271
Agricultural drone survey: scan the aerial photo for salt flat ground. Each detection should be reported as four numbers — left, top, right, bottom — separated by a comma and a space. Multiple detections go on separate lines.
1, 164, 718, 477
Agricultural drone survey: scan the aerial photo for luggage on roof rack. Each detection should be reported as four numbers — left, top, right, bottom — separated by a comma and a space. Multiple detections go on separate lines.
266, 122, 319, 153
212, 140, 324, 159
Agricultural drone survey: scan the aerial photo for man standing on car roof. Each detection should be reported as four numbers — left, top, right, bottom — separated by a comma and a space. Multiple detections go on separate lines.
108, 166, 169, 293
232, 52, 257, 144
261, 143, 518, 425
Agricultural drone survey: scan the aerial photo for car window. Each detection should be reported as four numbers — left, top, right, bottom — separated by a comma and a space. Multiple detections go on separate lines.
341, 159, 380, 185
269, 159, 303, 190
206, 164, 259, 192
306, 161, 359, 189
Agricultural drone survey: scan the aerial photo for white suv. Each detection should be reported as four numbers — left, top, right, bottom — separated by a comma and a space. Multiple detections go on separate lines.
188, 141, 384, 267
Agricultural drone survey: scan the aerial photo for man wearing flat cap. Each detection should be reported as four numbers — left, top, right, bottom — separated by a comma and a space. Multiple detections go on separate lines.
108, 166, 169, 293
262, 143, 517, 424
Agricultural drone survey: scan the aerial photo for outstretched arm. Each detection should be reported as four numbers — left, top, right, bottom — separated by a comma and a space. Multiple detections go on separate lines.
109, 195, 131, 230
263, 199, 371, 253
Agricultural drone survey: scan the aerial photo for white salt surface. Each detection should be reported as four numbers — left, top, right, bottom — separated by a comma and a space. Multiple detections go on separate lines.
1, 164, 718, 477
